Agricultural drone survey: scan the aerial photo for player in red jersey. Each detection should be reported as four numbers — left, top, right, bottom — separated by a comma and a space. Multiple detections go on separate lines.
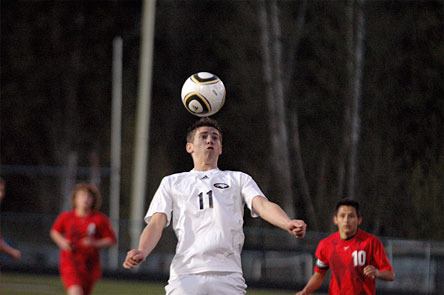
50, 183, 117, 295
296, 199, 394, 295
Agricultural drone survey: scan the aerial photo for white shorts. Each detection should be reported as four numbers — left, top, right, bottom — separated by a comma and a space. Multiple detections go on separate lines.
165, 272, 247, 295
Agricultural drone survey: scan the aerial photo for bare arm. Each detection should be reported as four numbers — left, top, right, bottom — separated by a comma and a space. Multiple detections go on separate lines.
363, 265, 395, 281
0, 238, 21, 260
82, 237, 116, 249
252, 195, 306, 238
94, 237, 115, 248
295, 271, 326, 295
123, 212, 167, 269
50, 229, 71, 251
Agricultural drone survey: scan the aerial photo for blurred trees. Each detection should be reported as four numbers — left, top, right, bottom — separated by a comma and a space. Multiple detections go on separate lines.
258, 0, 296, 219
1, 0, 443, 241
258, 0, 318, 229
340, 0, 365, 200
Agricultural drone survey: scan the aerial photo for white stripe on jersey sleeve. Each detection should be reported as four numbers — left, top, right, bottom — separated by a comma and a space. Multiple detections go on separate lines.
316, 258, 329, 269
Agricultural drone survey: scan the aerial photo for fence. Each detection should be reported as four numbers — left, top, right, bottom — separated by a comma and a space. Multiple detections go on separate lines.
1, 212, 443, 294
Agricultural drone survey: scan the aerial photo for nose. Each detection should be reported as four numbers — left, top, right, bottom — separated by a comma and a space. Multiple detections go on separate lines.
344, 215, 354, 224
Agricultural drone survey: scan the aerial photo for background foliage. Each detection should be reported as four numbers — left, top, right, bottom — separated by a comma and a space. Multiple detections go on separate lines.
1, 0, 443, 240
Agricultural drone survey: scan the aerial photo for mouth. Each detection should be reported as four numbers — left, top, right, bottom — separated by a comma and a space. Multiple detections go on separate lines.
206, 146, 214, 150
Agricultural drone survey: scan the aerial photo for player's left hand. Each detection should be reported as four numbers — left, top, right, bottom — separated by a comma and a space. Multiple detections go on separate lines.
363, 265, 379, 279
11, 248, 21, 260
287, 219, 307, 239
80, 237, 95, 248
123, 249, 146, 269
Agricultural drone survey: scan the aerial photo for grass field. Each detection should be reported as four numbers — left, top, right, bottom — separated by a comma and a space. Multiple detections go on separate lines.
0, 272, 295, 295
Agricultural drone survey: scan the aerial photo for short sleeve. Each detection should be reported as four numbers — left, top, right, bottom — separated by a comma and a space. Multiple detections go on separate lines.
51, 212, 68, 233
98, 214, 117, 242
240, 173, 266, 218
372, 238, 393, 272
314, 239, 329, 273
145, 177, 173, 227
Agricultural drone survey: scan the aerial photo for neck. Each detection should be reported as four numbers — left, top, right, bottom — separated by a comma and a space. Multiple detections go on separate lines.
193, 164, 218, 171
193, 157, 218, 171
75, 207, 91, 216
340, 229, 358, 240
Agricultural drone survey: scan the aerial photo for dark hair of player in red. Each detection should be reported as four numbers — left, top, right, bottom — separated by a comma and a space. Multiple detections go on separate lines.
334, 198, 361, 217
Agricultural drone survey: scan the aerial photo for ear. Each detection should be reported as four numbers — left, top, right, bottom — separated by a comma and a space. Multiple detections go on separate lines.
186, 142, 193, 154
333, 215, 338, 226
358, 216, 363, 225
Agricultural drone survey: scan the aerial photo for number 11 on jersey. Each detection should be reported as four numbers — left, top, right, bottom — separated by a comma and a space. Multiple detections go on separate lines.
198, 190, 213, 210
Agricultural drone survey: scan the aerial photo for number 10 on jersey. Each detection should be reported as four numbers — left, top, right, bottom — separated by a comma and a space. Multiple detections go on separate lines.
352, 250, 366, 266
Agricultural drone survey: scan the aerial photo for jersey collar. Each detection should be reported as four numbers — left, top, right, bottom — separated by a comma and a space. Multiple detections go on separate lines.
190, 168, 220, 178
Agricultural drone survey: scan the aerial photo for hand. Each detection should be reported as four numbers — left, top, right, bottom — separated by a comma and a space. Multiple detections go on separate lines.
363, 265, 379, 279
295, 290, 308, 295
80, 237, 95, 248
58, 239, 72, 251
123, 249, 146, 269
10, 248, 21, 260
287, 219, 307, 239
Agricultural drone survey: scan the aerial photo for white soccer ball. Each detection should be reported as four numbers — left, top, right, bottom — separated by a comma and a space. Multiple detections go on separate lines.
181, 72, 226, 117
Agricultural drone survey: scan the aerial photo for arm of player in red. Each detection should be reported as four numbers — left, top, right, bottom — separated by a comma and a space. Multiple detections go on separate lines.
295, 271, 326, 295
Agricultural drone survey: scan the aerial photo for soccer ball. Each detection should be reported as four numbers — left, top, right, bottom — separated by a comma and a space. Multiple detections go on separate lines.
181, 72, 226, 117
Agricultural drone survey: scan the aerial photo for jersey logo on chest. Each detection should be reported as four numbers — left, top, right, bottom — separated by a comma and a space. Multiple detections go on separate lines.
214, 183, 229, 189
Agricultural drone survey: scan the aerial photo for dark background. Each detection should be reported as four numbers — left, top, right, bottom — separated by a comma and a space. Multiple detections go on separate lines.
1, 0, 443, 241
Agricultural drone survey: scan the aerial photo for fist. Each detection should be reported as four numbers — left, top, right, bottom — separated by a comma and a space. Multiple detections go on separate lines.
288, 219, 307, 239
123, 249, 145, 269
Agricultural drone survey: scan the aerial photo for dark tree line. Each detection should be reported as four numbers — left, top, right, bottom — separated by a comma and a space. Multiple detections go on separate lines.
1, 0, 443, 240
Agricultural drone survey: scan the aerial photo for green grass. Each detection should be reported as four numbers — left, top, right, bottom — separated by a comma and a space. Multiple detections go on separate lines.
0, 272, 295, 295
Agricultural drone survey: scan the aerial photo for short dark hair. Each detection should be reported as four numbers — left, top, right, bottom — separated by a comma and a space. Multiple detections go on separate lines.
186, 117, 223, 143
334, 198, 361, 217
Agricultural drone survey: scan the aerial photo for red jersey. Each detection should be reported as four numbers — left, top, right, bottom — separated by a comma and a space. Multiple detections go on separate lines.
51, 211, 116, 284
314, 229, 393, 295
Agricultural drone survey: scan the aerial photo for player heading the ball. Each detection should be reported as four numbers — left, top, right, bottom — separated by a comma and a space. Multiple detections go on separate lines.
123, 117, 307, 294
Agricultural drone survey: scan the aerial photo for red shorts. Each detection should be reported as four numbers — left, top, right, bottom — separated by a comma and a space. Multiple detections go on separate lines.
59, 251, 101, 295
61, 269, 96, 295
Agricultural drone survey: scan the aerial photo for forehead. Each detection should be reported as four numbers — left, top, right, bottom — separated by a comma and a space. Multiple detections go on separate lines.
75, 189, 92, 197
336, 205, 358, 215
195, 126, 221, 136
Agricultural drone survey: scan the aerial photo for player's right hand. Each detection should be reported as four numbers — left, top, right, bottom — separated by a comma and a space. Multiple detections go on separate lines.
123, 249, 145, 269
59, 239, 72, 251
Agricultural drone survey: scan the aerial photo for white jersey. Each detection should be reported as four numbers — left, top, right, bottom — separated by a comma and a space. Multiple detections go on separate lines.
145, 168, 265, 277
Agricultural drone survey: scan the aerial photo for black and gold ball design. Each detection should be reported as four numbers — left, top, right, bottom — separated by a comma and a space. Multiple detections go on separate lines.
181, 72, 226, 117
